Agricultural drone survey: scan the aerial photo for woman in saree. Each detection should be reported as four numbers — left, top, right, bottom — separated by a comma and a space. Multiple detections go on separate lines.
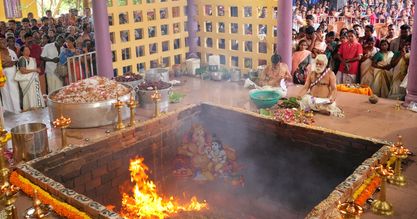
17, 46, 45, 111
360, 37, 379, 86
59, 36, 81, 83
388, 37, 411, 100
292, 40, 312, 85
371, 40, 394, 98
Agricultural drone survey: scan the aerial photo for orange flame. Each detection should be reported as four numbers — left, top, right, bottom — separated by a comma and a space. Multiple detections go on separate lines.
121, 157, 208, 218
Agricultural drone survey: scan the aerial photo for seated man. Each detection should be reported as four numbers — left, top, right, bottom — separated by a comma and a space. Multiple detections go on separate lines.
298, 54, 344, 117
244, 54, 291, 97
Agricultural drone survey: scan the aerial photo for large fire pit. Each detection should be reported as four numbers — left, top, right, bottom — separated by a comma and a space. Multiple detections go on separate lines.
15, 103, 390, 218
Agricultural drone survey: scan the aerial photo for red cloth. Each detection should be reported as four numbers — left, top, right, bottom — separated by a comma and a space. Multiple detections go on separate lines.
338, 41, 363, 75
29, 44, 43, 75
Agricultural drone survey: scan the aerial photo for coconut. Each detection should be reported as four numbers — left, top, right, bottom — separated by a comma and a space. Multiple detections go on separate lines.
369, 95, 379, 104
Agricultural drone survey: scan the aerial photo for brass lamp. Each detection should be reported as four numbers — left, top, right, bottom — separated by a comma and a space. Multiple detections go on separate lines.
24, 190, 52, 219
52, 116, 71, 149
337, 201, 363, 219
371, 164, 394, 216
114, 95, 125, 130
126, 92, 137, 127
0, 129, 19, 208
388, 135, 409, 186
151, 87, 161, 118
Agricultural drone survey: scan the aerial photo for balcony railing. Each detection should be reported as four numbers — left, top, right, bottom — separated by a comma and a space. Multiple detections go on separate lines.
67, 51, 98, 83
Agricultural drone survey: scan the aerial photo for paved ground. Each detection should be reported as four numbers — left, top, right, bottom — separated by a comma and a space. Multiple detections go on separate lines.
2, 77, 417, 218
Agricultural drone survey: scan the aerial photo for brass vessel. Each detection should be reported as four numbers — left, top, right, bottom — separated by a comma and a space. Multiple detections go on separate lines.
388, 136, 409, 186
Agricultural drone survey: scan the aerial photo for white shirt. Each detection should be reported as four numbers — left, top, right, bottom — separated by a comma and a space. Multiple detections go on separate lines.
7, 48, 18, 63
41, 43, 59, 74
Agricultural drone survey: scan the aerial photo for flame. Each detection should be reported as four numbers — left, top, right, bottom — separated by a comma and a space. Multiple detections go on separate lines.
121, 157, 208, 218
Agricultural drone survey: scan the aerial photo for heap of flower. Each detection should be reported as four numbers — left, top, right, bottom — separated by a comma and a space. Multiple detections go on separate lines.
273, 108, 315, 125
10, 172, 91, 219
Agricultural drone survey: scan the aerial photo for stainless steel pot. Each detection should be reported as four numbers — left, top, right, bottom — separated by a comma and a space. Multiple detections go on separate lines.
11, 123, 49, 163
137, 85, 172, 112
145, 68, 169, 83
211, 71, 223, 81
230, 68, 241, 82
47, 87, 132, 128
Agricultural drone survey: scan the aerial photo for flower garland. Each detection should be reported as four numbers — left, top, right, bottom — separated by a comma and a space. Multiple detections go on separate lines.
351, 156, 396, 207
9, 171, 91, 219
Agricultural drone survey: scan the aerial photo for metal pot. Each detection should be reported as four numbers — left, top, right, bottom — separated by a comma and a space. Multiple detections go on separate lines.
137, 85, 172, 112
145, 68, 169, 83
47, 86, 132, 128
211, 71, 223, 81
11, 123, 49, 163
230, 68, 241, 82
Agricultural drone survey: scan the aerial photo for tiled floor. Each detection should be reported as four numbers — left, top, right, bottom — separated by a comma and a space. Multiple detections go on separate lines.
2, 77, 417, 218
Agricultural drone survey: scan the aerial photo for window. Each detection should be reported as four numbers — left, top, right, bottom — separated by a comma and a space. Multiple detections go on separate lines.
258, 59, 267, 66
218, 22, 225, 33
244, 58, 252, 69
230, 23, 238, 34
205, 5, 212, 16
258, 7, 267, 18
148, 26, 156, 38
231, 56, 239, 67
136, 46, 145, 57
149, 43, 158, 54
162, 41, 169, 51
160, 8, 168, 19
108, 14, 114, 26
230, 6, 238, 17
4, 0, 22, 19
150, 60, 158, 68
218, 6, 225, 16
205, 22, 212, 32
218, 39, 225, 49
133, 0, 142, 4
118, 0, 127, 6
147, 9, 156, 21
245, 41, 252, 52
259, 25, 267, 35
135, 28, 143, 40
123, 65, 132, 74
161, 25, 169, 35
258, 42, 267, 53
110, 32, 115, 44
174, 55, 181, 64
112, 51, 117, 62
244, 7, 252, 17
174, 39, 181, 49
137, 63, 145, 72
107, 0, 113, 7
220, 55, 226, 65
244, 24, 252, 35
120, 30, 129, 42
206, 38, 213, 48
173, 23, 180, 33
162, 57, 170, 67
133, 10, 143, 22
122, 48, 131, 60
231, 40, 239, 51
172, 7, 180, 17
273, 7, 278, 19
119, 12, 128, 24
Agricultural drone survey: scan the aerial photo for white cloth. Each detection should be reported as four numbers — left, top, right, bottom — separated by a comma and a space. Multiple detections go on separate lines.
0, 49, 20, 113
299, 94, 344, 117
245, 78, 287, 98
41, 43, 63, 93
19, 57, 45, 111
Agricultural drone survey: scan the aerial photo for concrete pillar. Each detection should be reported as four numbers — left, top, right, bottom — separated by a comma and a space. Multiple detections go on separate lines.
92, 0, 113, 78
276, 0, 293, 71
405, 5, 417, 104
186, 0, 198, 58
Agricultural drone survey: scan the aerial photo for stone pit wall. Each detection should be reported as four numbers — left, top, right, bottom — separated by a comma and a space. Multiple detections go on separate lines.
16, 103, 391, 219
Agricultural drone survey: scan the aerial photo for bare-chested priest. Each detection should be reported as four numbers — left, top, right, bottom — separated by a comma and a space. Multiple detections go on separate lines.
298, 54, 344, 117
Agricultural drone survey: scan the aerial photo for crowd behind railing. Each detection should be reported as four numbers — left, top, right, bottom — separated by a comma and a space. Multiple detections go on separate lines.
0, 8, 95, 113
290, 0, 414, 101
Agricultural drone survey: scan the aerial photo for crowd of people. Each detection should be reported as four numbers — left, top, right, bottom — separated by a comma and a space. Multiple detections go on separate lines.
291, 0, 414, 101
0, 8, 95, 113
